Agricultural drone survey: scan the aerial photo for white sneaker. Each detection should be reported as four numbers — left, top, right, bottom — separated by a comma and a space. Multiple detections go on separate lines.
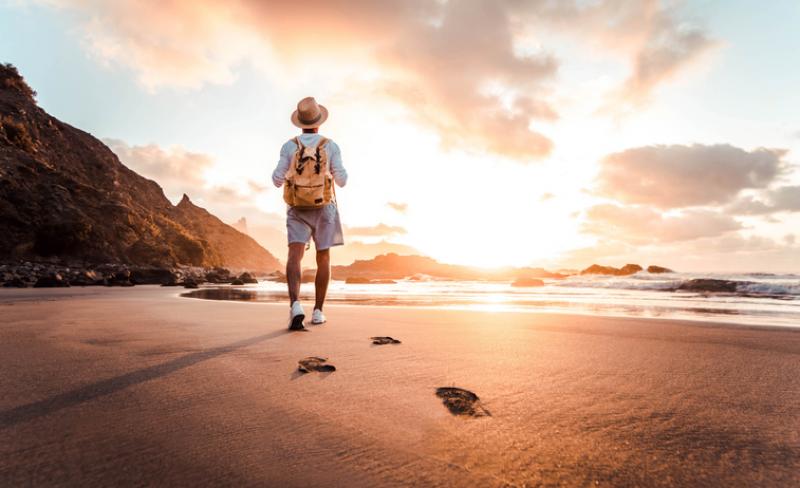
311, 308, 326, 325
289, 301, 305, 330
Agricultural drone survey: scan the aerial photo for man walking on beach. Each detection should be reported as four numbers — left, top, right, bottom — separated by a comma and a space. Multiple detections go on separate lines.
272, 97, 348, 330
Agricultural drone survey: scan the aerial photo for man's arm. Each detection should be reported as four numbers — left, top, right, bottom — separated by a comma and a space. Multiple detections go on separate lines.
328, 141, 348, 187
272, 141, 294, 187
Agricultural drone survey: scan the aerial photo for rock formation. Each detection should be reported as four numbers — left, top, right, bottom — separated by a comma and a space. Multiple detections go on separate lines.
0, 64, 279, 272
580, 264, 643, 276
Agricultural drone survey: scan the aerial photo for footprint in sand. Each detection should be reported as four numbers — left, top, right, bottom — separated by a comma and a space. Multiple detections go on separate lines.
371, 336, 401, 345
435, 387, 491, 417
297, 357, 336, 373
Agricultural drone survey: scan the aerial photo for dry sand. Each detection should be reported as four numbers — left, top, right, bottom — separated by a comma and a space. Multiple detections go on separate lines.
1, 286, 799, 487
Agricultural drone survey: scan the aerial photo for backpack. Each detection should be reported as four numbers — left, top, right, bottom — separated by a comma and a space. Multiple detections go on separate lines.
283, 136, 334, 208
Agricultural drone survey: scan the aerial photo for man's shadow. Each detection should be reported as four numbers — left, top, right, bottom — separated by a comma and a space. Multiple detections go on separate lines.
0, 329, 288, 430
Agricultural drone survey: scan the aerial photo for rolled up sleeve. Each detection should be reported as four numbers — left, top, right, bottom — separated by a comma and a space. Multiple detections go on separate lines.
328, 141, 348, 187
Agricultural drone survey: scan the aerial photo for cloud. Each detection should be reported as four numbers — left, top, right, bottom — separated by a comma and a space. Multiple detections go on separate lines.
512, 0, 715, 111
52, 0, 556, 159
345, 223, 407, 237
595, 144, 789, 208
70, 1, 257, 90
614, 11, 715, 109
727, 186, 800, 215
107, 139, 257, 208
105, 138, 213, 197
772, 186, 800, 211
44, 0, 717, 161
378, 0, 557, 159
583, 204, 741, 244
247, 180, 268, 193
205, 185, 246, 204
387, 202, 408, 213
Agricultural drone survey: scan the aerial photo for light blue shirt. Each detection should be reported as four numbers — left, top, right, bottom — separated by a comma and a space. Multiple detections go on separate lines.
272, 133, 348, 188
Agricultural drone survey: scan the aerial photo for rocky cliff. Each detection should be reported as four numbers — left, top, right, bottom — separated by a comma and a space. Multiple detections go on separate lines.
0, 63, 280, 271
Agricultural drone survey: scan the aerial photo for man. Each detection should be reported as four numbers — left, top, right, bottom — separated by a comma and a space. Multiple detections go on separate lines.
272, 97, 347, 330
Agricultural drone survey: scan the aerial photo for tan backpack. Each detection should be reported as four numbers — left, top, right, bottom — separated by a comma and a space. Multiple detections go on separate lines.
283, 137, 334, 208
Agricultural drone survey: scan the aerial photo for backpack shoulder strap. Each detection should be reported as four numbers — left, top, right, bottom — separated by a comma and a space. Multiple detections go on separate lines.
293, 137, 303, 151
312, 137, 328, 175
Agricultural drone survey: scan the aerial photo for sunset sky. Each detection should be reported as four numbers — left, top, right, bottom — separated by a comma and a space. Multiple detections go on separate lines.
2, 0, 799, 271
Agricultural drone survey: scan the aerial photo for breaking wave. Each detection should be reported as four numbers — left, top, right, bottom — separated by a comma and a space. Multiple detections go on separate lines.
556, 272, 800, 298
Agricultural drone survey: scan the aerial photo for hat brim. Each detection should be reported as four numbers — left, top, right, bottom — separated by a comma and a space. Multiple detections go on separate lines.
291, 105, 328, 129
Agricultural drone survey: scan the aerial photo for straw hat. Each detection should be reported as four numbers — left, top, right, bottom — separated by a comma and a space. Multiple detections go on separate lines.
291, 96, 328, 129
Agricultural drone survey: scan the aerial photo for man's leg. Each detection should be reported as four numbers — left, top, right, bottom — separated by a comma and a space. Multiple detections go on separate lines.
287, 242, 305, 305
314, 249, 330, 311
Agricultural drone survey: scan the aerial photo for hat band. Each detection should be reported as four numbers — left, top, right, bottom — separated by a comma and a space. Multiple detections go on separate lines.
298, 111, 322, 125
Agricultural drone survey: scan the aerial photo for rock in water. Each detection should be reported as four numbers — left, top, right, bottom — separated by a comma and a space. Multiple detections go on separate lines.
581, 264, 619, 275
107, 269, 134, 287
237, 272, 258, 284
182, 279, 200, 289
204, 267, 232, 284
297, 357, 336, 373
619, 264, 643, 275
581, 263, 642, 276
130, 267, 178, 285
435, 387, 491, 417
160, 276, 180, 287
676, 279, 741, 293
647, 265, 674, 274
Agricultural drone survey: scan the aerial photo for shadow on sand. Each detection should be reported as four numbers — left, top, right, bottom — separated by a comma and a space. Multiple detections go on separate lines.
0, 329, 288, 430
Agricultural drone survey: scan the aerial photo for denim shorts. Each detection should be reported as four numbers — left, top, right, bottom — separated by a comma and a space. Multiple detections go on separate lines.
286, 204, 344, 250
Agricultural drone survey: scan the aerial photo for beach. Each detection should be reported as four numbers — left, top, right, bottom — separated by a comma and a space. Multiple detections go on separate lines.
1, 286, 799, 487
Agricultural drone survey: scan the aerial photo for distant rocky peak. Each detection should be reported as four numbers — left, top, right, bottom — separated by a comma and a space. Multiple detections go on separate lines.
178, 193, 194, 207
233, 217, 248, 234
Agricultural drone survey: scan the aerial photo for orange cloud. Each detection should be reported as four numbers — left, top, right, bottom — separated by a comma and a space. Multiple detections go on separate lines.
49, 0, 718, 159
51, 0, 555, 159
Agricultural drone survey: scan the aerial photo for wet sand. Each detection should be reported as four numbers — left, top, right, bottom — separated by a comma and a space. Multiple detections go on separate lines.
1, 286, 799, 487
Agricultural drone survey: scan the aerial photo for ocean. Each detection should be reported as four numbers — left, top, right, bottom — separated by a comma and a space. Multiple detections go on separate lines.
183, 272, 800, 328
